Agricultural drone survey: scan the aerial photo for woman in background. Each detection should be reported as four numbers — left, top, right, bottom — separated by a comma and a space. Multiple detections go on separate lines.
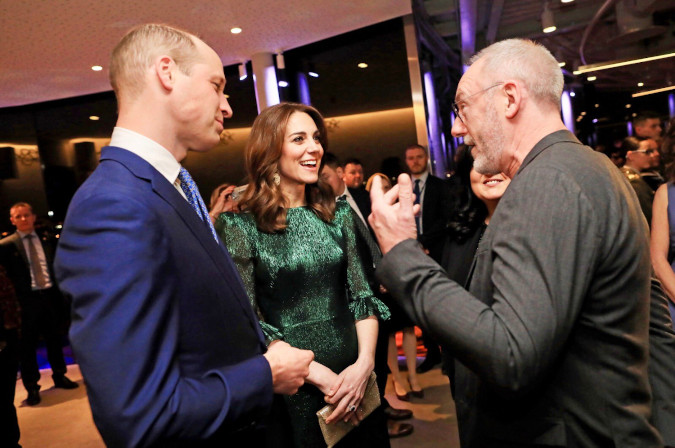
216, 103, 389, 448
441, 146, 511, 395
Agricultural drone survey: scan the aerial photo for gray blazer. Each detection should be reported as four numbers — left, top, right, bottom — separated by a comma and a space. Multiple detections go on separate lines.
377, 130, 662, 447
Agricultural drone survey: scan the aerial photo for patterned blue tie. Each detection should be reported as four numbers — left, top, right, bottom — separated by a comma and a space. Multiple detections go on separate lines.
178, 167, 218, 242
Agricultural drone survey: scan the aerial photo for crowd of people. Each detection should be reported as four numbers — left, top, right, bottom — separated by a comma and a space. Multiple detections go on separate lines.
1, 22, 675, 448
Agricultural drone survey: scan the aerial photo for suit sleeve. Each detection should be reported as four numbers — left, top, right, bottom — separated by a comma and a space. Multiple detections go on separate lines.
377, 167, 599, 396
55, 192, 272, 447
419, 176, 452, 250
336, 202, 390, 322
216, 212, 284, 343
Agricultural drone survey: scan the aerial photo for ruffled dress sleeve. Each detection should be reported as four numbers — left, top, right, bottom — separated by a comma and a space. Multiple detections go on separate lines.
215, 212, 284, 343
335, 201, 390, 322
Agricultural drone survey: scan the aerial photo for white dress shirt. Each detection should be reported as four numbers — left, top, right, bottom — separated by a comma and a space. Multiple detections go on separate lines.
411, 170, 429, 234
17, 230, 53, 290
110, 127, 187, 200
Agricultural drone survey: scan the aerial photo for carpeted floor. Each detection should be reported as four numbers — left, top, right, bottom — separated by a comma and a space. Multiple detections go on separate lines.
14, 362, 459, 447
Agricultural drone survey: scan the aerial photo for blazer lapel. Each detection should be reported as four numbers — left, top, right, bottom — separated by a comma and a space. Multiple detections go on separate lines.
10, 233, 28, 266
101, 147, 263, 339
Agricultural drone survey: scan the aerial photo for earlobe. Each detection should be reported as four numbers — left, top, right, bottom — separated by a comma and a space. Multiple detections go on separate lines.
155, 56, 175, 91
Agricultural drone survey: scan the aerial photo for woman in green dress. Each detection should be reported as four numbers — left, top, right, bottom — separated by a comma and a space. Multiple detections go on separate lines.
216, 103, 390, 448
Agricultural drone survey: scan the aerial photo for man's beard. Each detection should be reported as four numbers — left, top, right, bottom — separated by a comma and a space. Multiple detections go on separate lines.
471, 101, 505, 175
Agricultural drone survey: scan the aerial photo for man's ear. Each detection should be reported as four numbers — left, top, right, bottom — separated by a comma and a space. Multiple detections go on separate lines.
155, 56, 176, 91
502, 81, 521, 119
336, 167, 344, 177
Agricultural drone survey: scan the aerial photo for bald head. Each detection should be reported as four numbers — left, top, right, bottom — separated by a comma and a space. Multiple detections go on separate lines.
469, 38, 563, 109
109, 24, 203, 102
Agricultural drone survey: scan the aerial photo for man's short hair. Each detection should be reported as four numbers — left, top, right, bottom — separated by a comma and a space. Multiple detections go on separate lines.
405, 144, 427, 155
621, 136, 641, 153
469, 38, 563, 108
633, 111, 660, 127
343, 157, 362, 167
109, 24, 201, 100
9, 202, 33, 215
321, 152, 342, 170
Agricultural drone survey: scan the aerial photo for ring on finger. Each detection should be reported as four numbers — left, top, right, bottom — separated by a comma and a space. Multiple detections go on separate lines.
348, 404, 357, 412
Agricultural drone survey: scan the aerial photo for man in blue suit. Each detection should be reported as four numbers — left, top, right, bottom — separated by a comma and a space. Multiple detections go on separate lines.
54, 24, 313, 447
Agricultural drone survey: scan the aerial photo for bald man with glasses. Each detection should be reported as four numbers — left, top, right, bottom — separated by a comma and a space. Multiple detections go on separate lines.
369, 38, 662, 447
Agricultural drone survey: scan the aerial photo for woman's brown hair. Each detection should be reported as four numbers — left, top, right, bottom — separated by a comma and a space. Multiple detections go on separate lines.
239, 102, 336, 233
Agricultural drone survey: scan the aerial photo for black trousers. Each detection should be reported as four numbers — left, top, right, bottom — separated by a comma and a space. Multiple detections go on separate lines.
19, 288, 67, 390
0, 329, 20, 447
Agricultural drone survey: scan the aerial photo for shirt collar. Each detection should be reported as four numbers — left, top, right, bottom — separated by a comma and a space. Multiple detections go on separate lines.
110, 127, 182, 185
16, 230, 37, 239
411, 171, 429, 185
336, 185, 350, 200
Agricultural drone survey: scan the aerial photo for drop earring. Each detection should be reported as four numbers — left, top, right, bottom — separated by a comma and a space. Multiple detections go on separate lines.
273, 171, 281, 186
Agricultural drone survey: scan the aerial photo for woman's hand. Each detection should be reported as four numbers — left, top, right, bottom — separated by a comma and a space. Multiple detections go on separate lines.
305, 361, 339, 396
323, 357, 373, 424
209, 185, 239, 223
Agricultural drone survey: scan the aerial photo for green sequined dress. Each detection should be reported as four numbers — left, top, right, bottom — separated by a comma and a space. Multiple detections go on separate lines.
216, 200, 390, 448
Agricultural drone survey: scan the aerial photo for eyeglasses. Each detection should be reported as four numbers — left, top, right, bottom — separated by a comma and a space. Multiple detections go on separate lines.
452, 82, 504, 124
633, 149, 655, 155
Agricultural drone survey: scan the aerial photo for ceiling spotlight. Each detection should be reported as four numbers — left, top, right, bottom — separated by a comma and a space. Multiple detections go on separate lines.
357, 62, 368, 69
592, 118, 598, 123
541, 3, 557, 33
230, 27, 242, 34
637, 82, 644, 87
238, 63, 247, 81
625, 104, 631, 108
89, 116, 100, 121
308, 71, 319, 78
91, 65, 103, 71
594, 104, 599, 108
580, 111, 586, 116
275, 53, 285, 70
587, 75, 597, 81
278, 80, 289, 88
561, 0, 575, 3
558, 61, 566, 67
570, 91, 576, 97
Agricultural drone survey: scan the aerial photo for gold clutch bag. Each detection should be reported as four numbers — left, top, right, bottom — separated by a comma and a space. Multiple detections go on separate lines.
316, 372, 380, 448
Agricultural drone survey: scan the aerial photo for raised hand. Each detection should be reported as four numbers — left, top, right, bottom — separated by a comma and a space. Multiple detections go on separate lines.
368, 173, 419, 254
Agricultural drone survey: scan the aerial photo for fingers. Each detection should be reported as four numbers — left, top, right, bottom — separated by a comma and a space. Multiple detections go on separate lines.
369, 175, 384, 206
395, 173, 414, 217
326, 374, 345, 401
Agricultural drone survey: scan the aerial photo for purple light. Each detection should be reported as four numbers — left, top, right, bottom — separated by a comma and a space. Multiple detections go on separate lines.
627, 121, 633, 136
424, 71, 445, 176
592, 118, 598, 123
561, 90, 575, 133
297, 73, 311, 105
669, 93, 675, 118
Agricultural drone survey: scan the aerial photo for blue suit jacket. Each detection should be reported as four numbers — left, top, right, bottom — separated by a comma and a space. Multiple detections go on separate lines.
55, 147, 273, 447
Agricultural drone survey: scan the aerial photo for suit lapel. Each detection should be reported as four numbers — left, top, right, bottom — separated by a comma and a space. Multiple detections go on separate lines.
10, 233, 28, 266
102, 147, 263, 338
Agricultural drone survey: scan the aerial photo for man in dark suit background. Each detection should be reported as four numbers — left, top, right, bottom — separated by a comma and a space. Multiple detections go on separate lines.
0, 202, 78, 406
320, 153, 414, 439
369, 38, 662, 446
404, 144, 450, 373
342, 157, 365, 189
54, 24, 312, 447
